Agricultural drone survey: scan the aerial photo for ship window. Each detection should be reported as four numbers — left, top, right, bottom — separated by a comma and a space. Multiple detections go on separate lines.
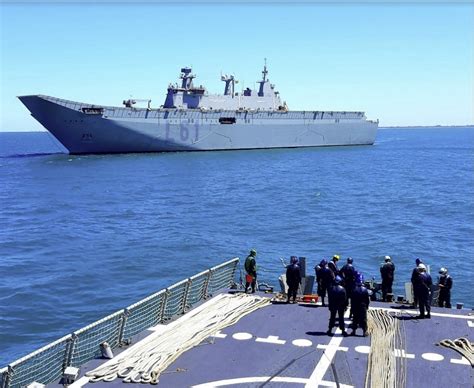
219, 117, 236, 124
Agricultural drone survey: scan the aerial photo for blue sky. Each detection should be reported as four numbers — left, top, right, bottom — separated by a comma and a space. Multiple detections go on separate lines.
1, 2, 473, 130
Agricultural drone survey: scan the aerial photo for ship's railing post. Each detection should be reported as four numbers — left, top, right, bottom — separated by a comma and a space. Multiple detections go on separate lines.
203, 269, 212, 299
64, 333, 77, 369
159, 289, 170, 323
182, 278, 192, 314
1, 367, 11, 388
117, 309, 129, 346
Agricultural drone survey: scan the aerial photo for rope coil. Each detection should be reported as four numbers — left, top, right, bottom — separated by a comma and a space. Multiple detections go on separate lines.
438, 337, 474, 366
365, 309, 406, 388
86, 293, 270, 384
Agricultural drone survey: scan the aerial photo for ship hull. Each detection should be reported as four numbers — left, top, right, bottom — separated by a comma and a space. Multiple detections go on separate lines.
19, 95, 378, 154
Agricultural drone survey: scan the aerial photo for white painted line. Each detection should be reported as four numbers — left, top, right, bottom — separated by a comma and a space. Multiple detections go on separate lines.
255, 335, 286, 345
191, 376, 354, 387
354, 345, 371, 354
422, 352, 444, 361
232, 332, 253, 340
147, 324, 168, 333
305, 310, 350, 388
292, 339, 313, 347
369, 306, 473, 320
394, 348, 415, 359
317, 344, 349, 352
467, 320, 474, 328
450, 357, 470, 366
211, 330, 227, 338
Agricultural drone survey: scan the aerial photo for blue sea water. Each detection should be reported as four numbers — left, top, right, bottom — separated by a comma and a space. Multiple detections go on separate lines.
0, 127, 473, 367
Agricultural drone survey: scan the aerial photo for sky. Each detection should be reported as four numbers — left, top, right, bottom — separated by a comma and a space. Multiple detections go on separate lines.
0, 2, 473, 131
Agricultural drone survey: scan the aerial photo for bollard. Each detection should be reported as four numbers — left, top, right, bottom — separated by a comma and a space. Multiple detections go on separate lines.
456, 303, 463, 310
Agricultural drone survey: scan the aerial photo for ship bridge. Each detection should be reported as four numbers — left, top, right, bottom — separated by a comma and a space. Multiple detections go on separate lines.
163, 62, 284, 111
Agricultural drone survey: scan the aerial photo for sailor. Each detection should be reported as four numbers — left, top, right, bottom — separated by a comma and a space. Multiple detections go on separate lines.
244, 249, 258, 293
317, 260, 334, 307
340, 257, 356, 314
328, 255, 340, 277
380, 256, 395, 302
411, 258, 423, 308
415, 264, 432, 319
315, 259, 326, 299
350, 272, 370, 336
286, 256, 302, 303
437, 267, 453, 308
327, 276, 348, 336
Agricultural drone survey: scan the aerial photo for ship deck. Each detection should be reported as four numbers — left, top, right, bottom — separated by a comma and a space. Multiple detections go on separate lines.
58, 293, 473, 388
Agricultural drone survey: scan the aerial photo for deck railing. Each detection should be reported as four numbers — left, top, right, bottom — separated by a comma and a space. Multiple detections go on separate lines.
0, 258, 239, 388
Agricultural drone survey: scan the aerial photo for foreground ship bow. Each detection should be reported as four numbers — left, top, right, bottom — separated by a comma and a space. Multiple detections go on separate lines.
19, 65, 378, 154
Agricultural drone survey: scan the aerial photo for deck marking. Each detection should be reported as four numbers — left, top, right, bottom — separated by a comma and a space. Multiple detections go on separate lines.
256, 335, 286, 345
422, 352, 444, 361
305, 310, 350, 388
354, 345, 371, 354
317, 344, 349, 352
191, 376, 354, 387
147, 324, 168, 333
394, 349, 415, 359
450, 357, 470, 365
212, 330, 227, 338
369, 306, 472, 320
467, 320, 474, 328
292, 339, 313, 347
232, 332, 252, 340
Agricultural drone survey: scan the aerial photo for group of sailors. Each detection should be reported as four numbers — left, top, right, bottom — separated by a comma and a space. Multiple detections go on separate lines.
244, 250, 454, 335
314, 255, 370, 336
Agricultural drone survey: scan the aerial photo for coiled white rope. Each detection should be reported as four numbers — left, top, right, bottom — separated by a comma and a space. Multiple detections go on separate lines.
438, 337, 474, 366
86, 293, 270, 384
365, 309, 406, 388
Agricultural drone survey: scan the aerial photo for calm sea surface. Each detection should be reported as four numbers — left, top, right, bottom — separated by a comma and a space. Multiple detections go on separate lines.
0, 127, 473, 366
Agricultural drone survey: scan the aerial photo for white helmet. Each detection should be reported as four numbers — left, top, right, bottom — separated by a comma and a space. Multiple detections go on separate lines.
417, 263, 426, 271
384, 255, 391, 262
439, 267, 447, 275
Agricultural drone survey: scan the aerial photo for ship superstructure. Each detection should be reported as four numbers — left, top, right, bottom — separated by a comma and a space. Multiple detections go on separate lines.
19, 63, 378, 154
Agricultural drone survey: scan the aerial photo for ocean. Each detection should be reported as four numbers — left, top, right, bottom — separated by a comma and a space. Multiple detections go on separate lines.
0, 127, 473, 367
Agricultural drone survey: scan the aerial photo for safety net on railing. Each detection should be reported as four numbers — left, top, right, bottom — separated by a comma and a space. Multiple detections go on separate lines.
122, 289, 166, 341
69, 310, 124, 368
186, 269, 211, 306
5, 335, 71, 388
208, 259, 239, 295
1, 258, 239, 388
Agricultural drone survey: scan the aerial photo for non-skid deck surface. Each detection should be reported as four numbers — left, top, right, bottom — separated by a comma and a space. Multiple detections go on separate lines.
63, 297, 473, 388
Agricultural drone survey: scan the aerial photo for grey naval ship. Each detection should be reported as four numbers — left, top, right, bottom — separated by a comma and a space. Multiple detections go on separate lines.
18, 63, 378, 154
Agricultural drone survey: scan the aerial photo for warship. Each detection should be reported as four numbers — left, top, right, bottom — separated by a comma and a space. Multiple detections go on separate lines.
18, 63, 378, 154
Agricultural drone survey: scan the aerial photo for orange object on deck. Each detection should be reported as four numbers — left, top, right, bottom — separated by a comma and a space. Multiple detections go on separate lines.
302, 294, 319, 303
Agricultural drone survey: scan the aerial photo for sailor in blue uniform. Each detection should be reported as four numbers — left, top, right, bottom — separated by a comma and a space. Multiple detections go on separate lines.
327, 276, 348, 336
328, 254, 340, 277
350, 273, 370, 336
286, 256, 301, 303
437, 267, 453, 308
411, 258, 423, 307
415, 264, 432, 319
317, 260, 334, 307
340, 257, 356, 314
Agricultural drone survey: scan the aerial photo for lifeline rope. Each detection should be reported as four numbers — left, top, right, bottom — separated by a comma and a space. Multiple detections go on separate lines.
438, 337, 474, 367
365, 309, 407, 388
86, 293, 270, 384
